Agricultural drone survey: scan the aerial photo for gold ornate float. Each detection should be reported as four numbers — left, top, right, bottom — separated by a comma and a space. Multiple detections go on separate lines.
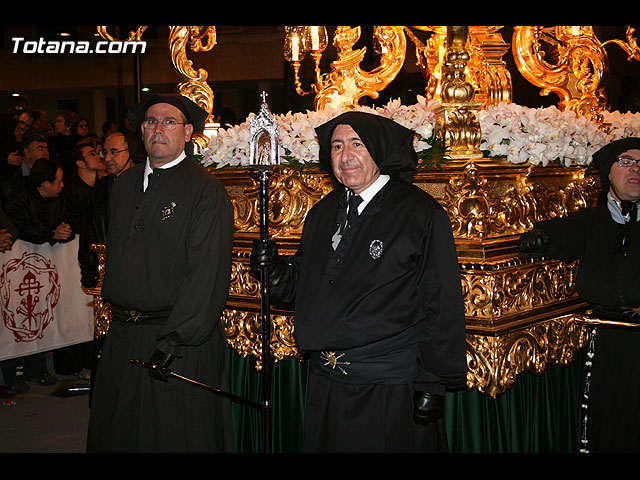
213, 156, 599, 397
89, 25, 640, 398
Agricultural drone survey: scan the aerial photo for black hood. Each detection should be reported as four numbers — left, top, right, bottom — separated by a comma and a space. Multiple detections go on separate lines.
593, 137, 640, 204
314, 111, 418, 186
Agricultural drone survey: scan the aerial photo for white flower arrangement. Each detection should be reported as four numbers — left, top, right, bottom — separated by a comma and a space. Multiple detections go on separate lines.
201, 97, 640, 169
479, 102, 640, 167
201, 96, 440, 169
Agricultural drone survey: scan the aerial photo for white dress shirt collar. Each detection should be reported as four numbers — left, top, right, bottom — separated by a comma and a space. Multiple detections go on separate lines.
352, 174, 390, 213
143, 152, 186, 191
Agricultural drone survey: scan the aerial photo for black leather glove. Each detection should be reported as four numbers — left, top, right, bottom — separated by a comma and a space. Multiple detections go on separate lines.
148, 349, 175, 382
250, 239, 286, 284
413, 391, 444, 425
517, 229, 549, 255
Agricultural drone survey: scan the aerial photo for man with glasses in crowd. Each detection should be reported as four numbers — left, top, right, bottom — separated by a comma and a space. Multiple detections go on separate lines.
86, 94, 235, 453
518, 137, 640, 453
101, 131, 133, 177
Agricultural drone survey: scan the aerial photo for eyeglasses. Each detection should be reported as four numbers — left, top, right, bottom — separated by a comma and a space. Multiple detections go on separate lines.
616, 156, 640, 167
99, 148, 128, 159
83, 150, 99, 160
142, 118, 186, 131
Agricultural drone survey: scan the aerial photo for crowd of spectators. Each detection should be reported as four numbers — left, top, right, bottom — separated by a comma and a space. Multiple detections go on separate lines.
0, 99, 145, 393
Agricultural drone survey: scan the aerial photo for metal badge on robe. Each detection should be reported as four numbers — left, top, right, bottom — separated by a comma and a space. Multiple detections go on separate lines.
161, 202, 177, 220
369, 239, 384, 259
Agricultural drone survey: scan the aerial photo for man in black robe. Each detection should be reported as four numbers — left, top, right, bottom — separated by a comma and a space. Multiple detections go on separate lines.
518, 137, 640, 453
86, 94, 235, 452
252, 111, 467, 452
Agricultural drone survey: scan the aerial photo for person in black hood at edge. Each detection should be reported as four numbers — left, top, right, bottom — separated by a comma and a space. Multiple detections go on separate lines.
251, 111, 467, 453
519, 137, 640, 453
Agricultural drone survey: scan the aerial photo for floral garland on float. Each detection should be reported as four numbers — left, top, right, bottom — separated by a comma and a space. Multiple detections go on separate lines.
479, 102, 640, 167
201, 96, 640, 170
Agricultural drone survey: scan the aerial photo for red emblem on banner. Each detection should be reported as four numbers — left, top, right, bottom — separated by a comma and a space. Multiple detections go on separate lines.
0, 252, 60, 342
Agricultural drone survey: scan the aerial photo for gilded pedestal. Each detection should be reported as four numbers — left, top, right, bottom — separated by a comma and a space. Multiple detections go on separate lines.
215, 159, 598, 397
89, 158, 598, 398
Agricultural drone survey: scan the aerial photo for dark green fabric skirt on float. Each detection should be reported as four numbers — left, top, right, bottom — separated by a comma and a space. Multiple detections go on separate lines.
226, 347, 586, 453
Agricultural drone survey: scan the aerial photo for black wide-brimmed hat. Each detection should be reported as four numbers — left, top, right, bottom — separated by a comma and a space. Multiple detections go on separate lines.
315, 111, 419, 184
128, 94, 208, 132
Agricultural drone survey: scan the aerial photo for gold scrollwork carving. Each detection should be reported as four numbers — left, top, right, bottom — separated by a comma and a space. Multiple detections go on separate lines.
441, 163, 599, 239
461, 259, 578, 321
221, 309, 301, 369
228, 166, 333, 236
169, 26, 216, 114
467, 315, 591, 397
314, 26, 406, 110
602, 26, 640, 61
168, 26, 217, 152
512, 26, 609, 122
228, 254, 261, 297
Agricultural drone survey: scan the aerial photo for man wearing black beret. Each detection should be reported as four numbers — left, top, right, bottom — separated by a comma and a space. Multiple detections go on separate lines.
87, 94, 235, 452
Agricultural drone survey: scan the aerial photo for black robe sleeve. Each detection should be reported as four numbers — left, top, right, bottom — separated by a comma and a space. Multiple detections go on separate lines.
155, 178, 234, 356
413, 207, 467, 392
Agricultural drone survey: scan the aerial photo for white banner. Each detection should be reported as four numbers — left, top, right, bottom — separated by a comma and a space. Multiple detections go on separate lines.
0, 237, 94, 361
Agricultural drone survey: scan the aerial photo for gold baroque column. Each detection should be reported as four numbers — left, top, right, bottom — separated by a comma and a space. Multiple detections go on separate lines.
405, 26, 512, 108
436, 26, 483, 159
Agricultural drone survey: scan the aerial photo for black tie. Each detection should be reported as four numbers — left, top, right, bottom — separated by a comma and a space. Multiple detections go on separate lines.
343, 190, 362, 233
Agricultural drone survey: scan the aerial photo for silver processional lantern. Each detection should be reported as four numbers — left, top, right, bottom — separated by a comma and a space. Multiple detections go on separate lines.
249, 91, 280, 168
249, 91, 280, 454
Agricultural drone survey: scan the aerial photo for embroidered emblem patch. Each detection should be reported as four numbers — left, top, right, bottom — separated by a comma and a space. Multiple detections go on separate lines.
369, 239, 384, 259
161, 202, 176, 220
